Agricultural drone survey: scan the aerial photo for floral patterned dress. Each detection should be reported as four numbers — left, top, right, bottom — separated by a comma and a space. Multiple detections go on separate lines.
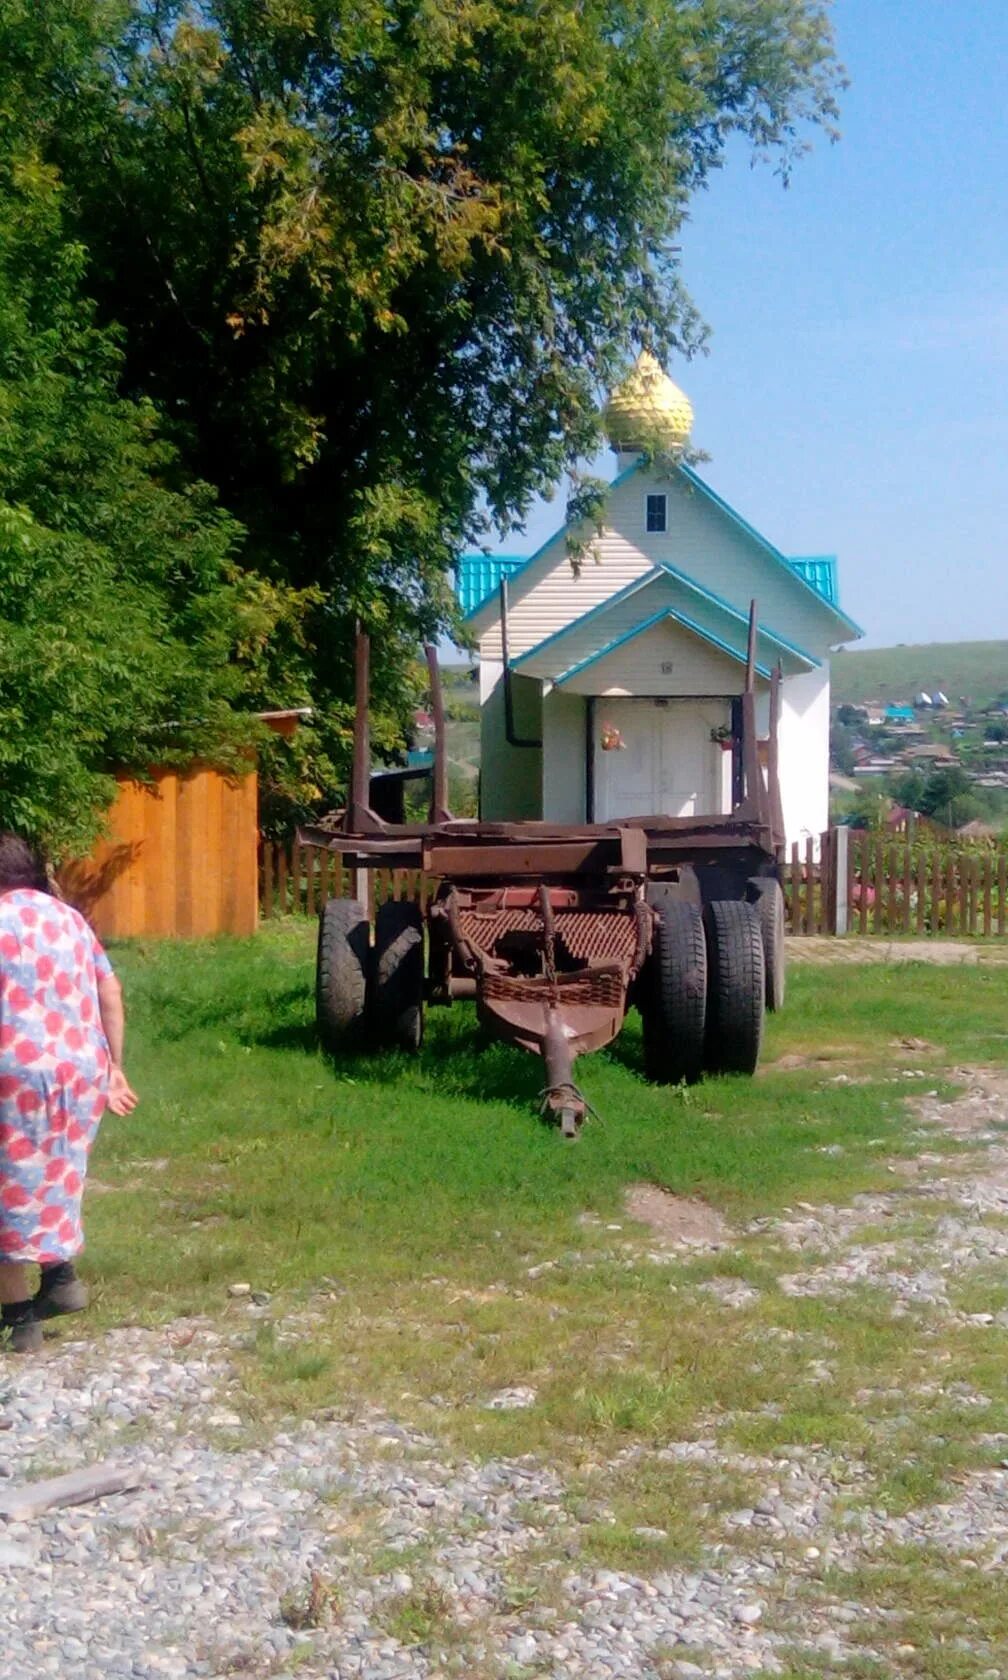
0, 889, 113, 1263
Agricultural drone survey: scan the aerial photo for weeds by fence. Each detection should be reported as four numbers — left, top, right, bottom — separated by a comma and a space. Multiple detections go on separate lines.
262, 833, 1008, 938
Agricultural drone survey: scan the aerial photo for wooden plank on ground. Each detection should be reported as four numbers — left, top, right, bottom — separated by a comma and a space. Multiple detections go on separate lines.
0, 1462, 143, 1522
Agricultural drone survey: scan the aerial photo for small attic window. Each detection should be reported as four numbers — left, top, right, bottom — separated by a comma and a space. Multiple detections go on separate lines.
645, 494, 667, 534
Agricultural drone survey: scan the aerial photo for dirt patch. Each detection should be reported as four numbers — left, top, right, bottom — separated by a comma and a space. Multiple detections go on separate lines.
915, 1068, 1008, 1141
624, 1182, 731, 1248
788, 936, 1008, 966
771, 1046, 865, 1072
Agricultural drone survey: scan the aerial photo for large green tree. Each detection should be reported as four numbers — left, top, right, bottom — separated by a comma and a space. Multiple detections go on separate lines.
7, 0, 842, 820
0, 110, 312, 852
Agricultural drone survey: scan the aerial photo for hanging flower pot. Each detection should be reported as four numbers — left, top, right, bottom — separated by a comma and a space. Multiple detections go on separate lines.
600, 723, 625, 751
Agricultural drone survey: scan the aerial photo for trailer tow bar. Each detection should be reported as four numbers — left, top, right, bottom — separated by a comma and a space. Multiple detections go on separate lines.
541, 1008, 585, 1137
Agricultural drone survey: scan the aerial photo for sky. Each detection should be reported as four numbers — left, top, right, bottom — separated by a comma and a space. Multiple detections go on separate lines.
500, 0, 1008, 651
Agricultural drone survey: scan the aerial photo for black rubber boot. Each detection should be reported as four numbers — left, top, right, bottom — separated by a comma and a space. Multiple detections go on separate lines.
2, 1301, 42, 1355
35, 1262, 89, 1320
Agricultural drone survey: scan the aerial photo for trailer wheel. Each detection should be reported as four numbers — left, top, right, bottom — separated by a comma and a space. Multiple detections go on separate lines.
373, 900, 425, 1052
316, 898, 371, 1051
748, 877, 786, 1012
703, 900, 765, 1075
640, 901, 707, 1086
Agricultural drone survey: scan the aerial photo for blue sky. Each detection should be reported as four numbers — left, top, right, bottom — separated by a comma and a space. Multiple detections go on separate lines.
503, 0, 1008, 650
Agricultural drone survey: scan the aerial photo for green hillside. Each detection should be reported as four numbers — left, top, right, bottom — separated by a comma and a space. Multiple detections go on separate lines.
830, 641, 1008, 709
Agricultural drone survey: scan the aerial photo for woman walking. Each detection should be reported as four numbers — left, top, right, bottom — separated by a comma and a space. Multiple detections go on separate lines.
0, 834, 137, 1353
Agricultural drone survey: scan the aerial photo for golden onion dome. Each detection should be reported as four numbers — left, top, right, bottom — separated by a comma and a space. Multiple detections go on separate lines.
603, 350, 693, 453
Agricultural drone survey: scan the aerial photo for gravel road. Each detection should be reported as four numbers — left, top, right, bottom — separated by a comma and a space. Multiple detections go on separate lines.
4, 1070, 1008, 1679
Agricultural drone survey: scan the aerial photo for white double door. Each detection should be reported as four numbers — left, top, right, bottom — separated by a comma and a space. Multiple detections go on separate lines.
594, 697, 728, 821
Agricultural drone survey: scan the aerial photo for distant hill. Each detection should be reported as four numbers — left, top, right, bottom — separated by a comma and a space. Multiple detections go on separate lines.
830, 641, 1008, 709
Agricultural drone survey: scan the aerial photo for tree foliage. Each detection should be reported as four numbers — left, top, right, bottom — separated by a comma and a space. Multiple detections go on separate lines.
0, 111, 296, 853
4, 0, 842, 832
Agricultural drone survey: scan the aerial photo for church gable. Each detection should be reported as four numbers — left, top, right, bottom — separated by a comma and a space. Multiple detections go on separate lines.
466, 350, 860, 664
559, 612, 762, 698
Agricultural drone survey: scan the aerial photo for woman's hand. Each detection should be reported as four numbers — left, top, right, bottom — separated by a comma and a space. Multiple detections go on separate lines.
106, 1066, 139, 1116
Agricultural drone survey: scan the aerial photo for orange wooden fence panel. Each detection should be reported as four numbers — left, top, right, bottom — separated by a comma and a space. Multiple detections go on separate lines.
61, 767, 259, 939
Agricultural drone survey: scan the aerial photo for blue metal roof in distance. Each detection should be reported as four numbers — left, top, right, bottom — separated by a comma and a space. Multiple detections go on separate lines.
457, 549, 839, 617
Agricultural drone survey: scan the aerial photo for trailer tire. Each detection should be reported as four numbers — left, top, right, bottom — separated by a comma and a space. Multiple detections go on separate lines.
316, 898, 371, 1051
640, 901, 707, 1086
748, 877, 786, 1012
373, 900, 425, 1052
703, 900, 765, 1075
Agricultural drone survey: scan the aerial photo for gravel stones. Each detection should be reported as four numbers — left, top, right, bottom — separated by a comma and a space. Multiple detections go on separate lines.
4, 1066, 1008, 1678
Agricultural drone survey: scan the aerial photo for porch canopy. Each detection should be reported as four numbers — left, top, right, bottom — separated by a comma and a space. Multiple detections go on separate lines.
511, 563, 820, 691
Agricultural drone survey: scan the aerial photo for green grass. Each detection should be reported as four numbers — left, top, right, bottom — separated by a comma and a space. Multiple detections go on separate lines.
60, 924, 1008, 1673
70, 925, 1008, 1475
831, 639, 1008, 710
83, 923, 978, 1322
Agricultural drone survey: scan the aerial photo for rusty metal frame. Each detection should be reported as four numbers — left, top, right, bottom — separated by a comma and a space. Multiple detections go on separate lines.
302, 608, 785, 1130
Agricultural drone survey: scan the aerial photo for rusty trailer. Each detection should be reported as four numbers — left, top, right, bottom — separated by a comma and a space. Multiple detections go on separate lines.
300, 605, 787, 1135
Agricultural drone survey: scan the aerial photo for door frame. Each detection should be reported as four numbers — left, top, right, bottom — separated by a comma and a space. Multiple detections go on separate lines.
586, 694, 735, 823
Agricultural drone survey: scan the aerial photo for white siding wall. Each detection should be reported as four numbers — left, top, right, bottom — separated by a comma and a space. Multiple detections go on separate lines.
777, 665, 831, 846
476, 463, 842, 664
561, 617, 754, 697
478, 661, 543, 821
542, 690, 587, 822
479, 654, 829, 839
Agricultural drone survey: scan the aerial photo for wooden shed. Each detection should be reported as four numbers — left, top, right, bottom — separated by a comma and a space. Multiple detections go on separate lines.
59, 709, 309, 940
60, 765, 260, 939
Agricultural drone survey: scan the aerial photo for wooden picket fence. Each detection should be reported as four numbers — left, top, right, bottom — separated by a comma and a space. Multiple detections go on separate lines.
260, 839, 426, 919
779, 833, 835, 936
780, 830, 1008, 937
262, 832, 1008, 939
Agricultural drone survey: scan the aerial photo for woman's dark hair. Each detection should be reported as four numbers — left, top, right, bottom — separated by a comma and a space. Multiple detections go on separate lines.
0, 833, 48, 893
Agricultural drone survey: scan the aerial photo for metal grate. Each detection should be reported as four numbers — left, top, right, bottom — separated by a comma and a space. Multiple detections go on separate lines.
459, 907, 640, 968
482, 968, 626, 1009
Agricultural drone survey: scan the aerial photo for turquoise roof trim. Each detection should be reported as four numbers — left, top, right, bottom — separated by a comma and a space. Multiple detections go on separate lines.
655, 561, 821, 668
461, 456, 861, 640
460, 461, 643, 623
678, 465, 862, 636
555, 605, 773, 689
513, 560, 819, 679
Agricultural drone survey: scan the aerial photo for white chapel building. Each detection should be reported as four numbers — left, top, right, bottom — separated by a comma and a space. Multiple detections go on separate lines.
458, 353, 861, 846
